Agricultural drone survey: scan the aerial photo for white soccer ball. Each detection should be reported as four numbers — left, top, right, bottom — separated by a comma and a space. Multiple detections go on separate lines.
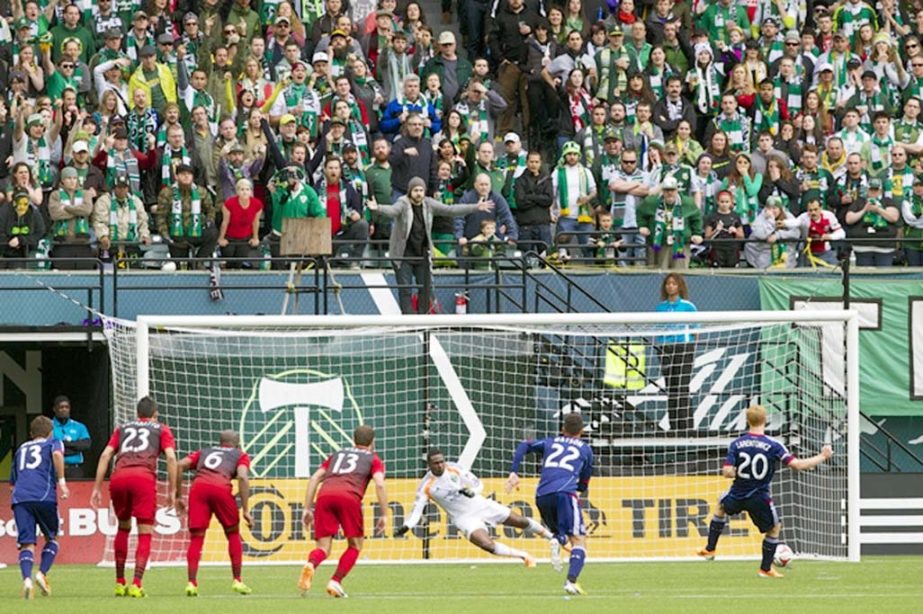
774, 544, 794, 568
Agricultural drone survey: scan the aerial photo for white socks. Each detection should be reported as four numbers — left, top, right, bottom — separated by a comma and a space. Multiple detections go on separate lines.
492, 542, 529, 559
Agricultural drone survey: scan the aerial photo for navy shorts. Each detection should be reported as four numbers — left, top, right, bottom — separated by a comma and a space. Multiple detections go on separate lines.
721, 492, 779, 534
12, 501, 59, 546
535, 492, 586, 538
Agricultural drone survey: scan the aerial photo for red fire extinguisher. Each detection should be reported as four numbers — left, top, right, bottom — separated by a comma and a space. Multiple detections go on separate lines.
455, 292, 468, 314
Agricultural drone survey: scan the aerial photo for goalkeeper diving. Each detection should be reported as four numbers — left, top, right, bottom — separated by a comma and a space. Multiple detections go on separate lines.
395, 449, 555, 566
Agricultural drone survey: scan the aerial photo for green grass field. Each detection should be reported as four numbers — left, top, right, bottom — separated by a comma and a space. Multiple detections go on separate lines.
2, 558, 922, 613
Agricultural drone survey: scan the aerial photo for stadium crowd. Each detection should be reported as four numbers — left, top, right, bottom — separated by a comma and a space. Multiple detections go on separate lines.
0, 0, 921, 271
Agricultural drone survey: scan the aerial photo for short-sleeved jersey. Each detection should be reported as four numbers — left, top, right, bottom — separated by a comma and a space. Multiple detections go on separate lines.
724, 432, 794, 499
318, 447, 384, 502
511, 435, 594, 498
187, 446, 251, 489
107, 419, 176, 478
10, 438, 64, 505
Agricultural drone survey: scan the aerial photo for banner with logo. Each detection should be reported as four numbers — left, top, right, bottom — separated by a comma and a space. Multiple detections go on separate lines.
759, 277, 923, 416
0, 477, 763, 565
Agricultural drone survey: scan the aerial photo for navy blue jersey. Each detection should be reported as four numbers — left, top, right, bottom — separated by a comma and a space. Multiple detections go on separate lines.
10, 438, 64, 505
511, 435, 593, 497
724, 432, 794, 499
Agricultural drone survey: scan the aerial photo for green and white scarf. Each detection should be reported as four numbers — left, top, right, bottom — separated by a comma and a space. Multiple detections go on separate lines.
316, 176, 350, 225
348, 121, 370, 166
596, 47, 628, 102
106, 148, 141, 195
170, 184, 202, 238
284, 82, 321, 137
894, 119, 921, 145
774, 77, 802, 116
652, 198, 686, 258
27, 136, 51, 187
53, 189, 88, 237
889, 166, 915, 201
125, 30, 153, 64
556, 164, 593, 222
862, 198, 890, 229
456, 98, 489, 143
716, 113, 747, 153
869, 134, 893, 172
161, 146, 191, 188
109, 195, 138, 241
753, 97, 780, 136
693, 65, 722, 115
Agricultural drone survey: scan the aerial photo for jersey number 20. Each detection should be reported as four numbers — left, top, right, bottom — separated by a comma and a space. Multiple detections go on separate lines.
544, 443, 580, 472
737, 451, 769, 480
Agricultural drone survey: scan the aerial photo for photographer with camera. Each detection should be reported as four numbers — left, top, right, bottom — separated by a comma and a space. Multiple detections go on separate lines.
269, 165, 324, 266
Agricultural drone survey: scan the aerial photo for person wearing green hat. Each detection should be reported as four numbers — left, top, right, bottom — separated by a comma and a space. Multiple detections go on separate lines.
0, 186, 46, 268
14, 104, 64, 192
48, 167, 95, 270
845, 176, 900, 266
594, 27, 630, 105
552, 140, 598, 261
637, 175, 703, 269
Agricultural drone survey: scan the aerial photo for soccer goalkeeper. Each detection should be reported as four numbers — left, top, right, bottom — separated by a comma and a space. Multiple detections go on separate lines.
395, 449, 554, 566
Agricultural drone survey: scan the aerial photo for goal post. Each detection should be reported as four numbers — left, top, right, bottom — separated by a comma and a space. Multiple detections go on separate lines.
104, 311, 860, 565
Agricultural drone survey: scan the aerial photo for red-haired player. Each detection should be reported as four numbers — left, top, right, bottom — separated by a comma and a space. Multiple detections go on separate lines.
298, 424, 388, 598
90, 396, 178, 598
175, 429, 253, 596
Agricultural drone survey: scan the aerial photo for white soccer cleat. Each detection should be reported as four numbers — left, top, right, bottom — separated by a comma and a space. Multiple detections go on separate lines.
35, 571, 51, 596
22, 578, 34, 600
326, 580, 348, 598
563, 581, 586, 596
550, 539, 563, 572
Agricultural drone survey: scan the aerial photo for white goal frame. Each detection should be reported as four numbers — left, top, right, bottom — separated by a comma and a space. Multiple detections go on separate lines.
134, 311, 861, 563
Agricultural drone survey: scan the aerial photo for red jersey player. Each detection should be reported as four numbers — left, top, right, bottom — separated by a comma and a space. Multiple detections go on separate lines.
90, 396, 178, 598
174, 430, 253, 597
298, 424, 388, 598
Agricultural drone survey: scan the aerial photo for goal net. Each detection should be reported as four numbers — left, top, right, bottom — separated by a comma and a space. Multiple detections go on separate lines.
101, 312, 859, 565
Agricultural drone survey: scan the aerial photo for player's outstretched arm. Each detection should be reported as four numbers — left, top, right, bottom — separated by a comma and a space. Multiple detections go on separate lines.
237, 465, 253, 528
373, 471, 389, 535
164, 447, 178, 509
302, 467, 327, 528
396, 477, 431, 537
788, 445, 834, 471
506, 440, 544, 493
53, 447, 69, 500
90, 445, 116, 509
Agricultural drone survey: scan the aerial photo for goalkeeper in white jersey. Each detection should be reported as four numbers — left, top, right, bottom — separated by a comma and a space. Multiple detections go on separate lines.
395, 449, 555, 566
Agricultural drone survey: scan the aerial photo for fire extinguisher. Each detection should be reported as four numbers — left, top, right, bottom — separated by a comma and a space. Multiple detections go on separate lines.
455, 292, 468, 314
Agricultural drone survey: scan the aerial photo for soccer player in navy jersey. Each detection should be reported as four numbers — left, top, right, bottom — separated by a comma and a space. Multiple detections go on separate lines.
506, 412, 594, 596
10, 416, 70, 599
90, 396, 178, 597
174, 430, 253, 597
698, 405, 833, 577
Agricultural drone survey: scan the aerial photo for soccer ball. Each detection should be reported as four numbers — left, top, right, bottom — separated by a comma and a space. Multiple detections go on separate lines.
774, 544, 794, 568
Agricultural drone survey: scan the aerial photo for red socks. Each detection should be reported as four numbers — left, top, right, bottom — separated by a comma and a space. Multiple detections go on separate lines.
227, 531, 243, 581
332, 547, 360, 583
133, 533, 152, 586
114, 529, 130, 583
308, 548, 327, 569
187, 533, 205, 583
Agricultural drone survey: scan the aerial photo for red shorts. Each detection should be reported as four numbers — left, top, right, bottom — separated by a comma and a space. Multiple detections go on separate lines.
314, 494, 363, 539
110, 472, 157, 523
188, 482, 240, 532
